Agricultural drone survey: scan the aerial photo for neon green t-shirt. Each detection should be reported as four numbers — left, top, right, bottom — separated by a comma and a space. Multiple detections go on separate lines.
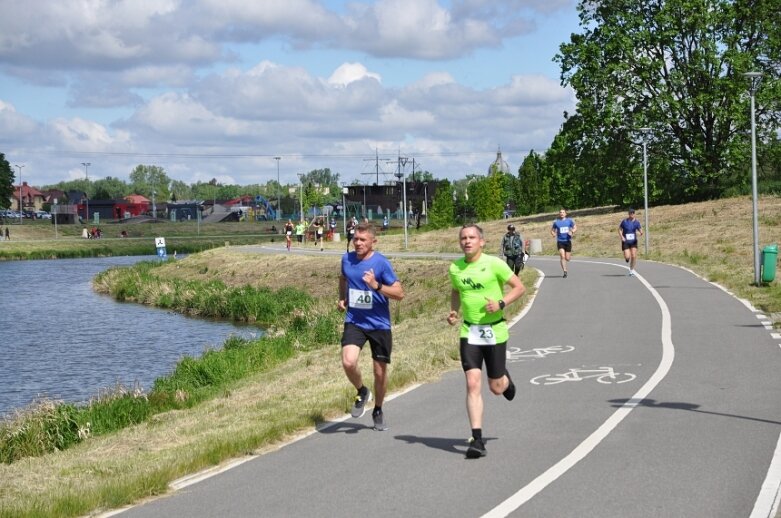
449, 253, 513, 342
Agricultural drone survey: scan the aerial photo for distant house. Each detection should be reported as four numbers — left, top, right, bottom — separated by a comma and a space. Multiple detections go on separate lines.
12, 182, 46, 212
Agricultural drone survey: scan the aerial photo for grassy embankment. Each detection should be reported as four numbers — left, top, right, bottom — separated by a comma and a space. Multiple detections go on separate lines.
0, 195, 779, 517
0, 218, 282, 259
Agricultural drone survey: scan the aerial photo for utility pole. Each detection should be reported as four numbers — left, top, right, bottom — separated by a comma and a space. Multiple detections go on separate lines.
14, 164, 24, 224
274, 156, 281, 220
81, 162, 91, 223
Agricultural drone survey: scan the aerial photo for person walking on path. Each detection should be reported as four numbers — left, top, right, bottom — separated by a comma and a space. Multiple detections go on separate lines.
295, 220, 306, 245
313, 217, 325, 251
4, 227, 9, 241
500, 224, 526, 275
284, 219, 294, 251
619, 208, 643, 276
345, 216, 357, 252
337, 223, 405, 431
551, 208, 577, 278
447, 224, 526, 459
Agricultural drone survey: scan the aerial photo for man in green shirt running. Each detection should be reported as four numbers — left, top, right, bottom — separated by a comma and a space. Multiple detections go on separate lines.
447, 224, 526, 459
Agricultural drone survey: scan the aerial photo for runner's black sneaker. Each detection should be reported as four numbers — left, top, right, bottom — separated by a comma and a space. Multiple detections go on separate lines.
563, 271, 568, 278
351, 388, 372, 418
466, 437, 486, 459
503, 372, 516, 401
372, 408, 388, 431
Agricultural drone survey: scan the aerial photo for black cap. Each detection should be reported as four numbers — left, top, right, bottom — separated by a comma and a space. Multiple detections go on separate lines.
507, 224, 515, 231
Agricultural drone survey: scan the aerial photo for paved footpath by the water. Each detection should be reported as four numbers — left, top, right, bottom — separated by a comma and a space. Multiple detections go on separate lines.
112, 249, 781, 518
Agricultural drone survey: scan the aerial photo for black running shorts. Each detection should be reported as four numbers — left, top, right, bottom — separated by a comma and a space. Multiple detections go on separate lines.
341, 323, 392, 363
459, 339, 507, 379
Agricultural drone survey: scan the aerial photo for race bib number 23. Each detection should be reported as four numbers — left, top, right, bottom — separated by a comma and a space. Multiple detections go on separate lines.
468, 324, 497, 346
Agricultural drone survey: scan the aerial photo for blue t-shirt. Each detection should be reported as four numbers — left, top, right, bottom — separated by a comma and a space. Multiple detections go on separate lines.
552, 218, 575, 242
619, 218, 642, 244
341, 251, 399, 330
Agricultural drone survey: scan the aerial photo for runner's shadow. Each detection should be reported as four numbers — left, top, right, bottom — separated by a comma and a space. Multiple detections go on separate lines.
317, 421, 373, 434
609, 398, 781, 426
394, 435, 495, 456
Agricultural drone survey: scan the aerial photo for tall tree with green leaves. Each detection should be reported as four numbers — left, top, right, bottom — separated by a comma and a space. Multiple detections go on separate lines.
517, 150, 548, 215
555, 0, 781, 203
0, 154, 14, 210
471, 168, 505, 221
427, 179, 455, 229
129, 165, 171, 201
92, 176, 130, 200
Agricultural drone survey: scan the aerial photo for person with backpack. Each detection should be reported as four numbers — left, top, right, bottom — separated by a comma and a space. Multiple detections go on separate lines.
500, 224, 526, 275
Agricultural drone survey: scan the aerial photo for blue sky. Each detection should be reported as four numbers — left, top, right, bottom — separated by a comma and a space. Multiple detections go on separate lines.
0, 0, 580, 189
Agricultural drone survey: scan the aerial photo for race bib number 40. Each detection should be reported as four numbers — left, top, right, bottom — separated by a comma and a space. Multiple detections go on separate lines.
349, 288, 373, 309
468, 324, 497, 346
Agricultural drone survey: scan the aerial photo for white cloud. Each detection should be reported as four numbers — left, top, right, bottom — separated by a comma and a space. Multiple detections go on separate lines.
328, 63, 382, 87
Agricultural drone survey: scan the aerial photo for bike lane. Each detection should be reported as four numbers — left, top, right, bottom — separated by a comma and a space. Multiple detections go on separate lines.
493, 258, 780, 518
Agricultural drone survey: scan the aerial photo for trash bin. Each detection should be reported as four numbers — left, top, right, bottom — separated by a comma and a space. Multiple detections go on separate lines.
762, 244, 778, 283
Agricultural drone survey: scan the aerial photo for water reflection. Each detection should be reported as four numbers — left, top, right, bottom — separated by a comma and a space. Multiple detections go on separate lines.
0, 256, 256, 417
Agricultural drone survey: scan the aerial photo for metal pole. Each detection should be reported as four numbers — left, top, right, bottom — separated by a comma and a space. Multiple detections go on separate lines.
81, 162, 91, 223
638, 128, 651, 255
643, 135, 649, 255
152, 190, 157, 219
745, 72, 763, 285
53, 199, 58, 238
402, 171, 408, 249
14, 164, 24, 224
298, 174, 304, 221
342, 187, 348, 236
274, 157, 281, 220
424, 182, 428, 225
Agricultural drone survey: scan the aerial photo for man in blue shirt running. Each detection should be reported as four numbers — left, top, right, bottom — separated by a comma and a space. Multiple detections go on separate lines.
550, 208, 577, 278
619, 208, 643, 276
338, 223, 404, 431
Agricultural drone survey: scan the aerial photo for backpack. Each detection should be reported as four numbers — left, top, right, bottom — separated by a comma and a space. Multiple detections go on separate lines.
503, 233, 522, 256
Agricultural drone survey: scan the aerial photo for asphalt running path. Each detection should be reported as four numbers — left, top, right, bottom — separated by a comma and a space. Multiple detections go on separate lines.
113, 250, 781, 518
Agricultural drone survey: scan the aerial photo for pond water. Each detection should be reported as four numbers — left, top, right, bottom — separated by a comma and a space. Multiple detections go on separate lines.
0, 256, 256, 418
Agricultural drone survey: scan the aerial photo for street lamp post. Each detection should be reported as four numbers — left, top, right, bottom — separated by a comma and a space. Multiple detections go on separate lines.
81, 162, 91, 223
423, 182, 428, 225
274, 157, 281, 220
297, 174, 304, 221
396, 156, 409, 249
53, 198, 58, 238
639, 128, 652, 255
14, 164, 24, 224
342, 186, 348, 236
745, 71, 763, 285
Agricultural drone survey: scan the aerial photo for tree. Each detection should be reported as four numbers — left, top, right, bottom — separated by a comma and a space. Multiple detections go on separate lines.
92, 176, 129, 200
471, 169, 505, 221
0, 154, 14, 210
555, 0, 781, 203
517, 150, 548, 215
169, 180, 193, 201
129, 165, 171, 202
427, 179, 455, 229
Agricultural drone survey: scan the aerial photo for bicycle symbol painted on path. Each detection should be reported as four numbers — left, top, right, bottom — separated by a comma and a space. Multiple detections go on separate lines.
506, 345, 574, 363
530, 366, 636, 385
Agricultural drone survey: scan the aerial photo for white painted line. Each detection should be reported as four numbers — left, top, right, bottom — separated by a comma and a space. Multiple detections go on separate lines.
483, 262, 675, 518
757, 314, 768, 320
771, 333, 781, 340
750, 431, 781, 518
